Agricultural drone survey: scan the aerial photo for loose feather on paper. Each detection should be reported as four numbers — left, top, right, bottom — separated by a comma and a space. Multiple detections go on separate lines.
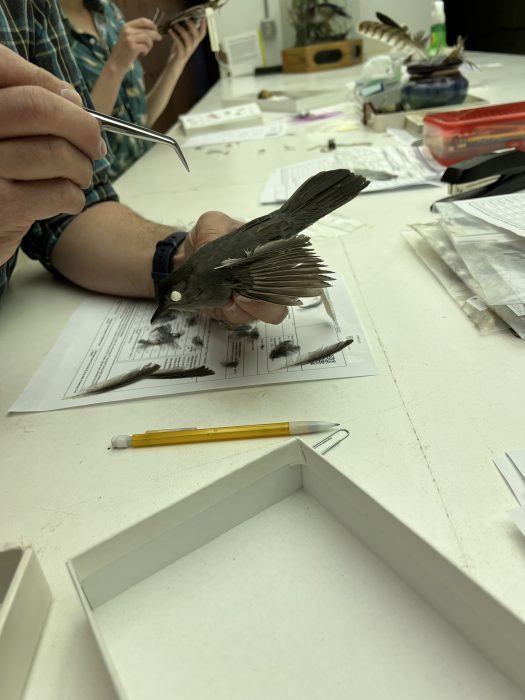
152, 366, 215, 379
271, 339, 353, 371
73, 363, 160, 396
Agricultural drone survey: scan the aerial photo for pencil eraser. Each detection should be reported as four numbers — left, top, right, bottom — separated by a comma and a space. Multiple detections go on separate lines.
111, 435, 132, 449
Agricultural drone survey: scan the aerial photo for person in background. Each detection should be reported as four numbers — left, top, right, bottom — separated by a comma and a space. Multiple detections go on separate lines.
58, 0, 207, 179
0, 2, 286, 329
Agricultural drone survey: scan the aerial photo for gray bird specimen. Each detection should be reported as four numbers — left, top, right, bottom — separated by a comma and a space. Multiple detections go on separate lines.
152, 169, 369, 323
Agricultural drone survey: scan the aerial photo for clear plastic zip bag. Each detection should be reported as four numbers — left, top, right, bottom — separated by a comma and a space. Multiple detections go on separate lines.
435, 201, 525, 307
405, 225, 511, 335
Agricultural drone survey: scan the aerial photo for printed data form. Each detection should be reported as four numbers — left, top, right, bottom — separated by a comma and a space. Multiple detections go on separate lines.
456, 192, 525, 238
260, 146, 443, 204
10, 278, 377, 412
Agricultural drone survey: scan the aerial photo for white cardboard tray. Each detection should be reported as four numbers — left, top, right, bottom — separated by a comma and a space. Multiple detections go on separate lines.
222, 89, 343, 113
179, 103, 263, 134
0, 546, 52, 700
364, 93, 488, 133
68, 440, 525, 700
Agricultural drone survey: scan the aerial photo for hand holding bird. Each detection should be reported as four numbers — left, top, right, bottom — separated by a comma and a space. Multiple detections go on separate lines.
152, 169, 369, 325
173, 211, 290, 326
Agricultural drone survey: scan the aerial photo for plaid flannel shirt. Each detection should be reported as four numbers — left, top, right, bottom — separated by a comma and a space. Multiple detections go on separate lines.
61, 0, 152, 181
0, 0, 117, 300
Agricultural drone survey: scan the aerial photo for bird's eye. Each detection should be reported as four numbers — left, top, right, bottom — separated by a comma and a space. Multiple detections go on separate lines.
170, 290, 182, 302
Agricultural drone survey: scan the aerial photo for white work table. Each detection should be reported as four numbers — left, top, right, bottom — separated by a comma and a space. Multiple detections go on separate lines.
1, 52, 525, 699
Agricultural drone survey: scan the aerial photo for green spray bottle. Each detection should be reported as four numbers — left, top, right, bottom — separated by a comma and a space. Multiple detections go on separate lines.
429, 0, 447, 55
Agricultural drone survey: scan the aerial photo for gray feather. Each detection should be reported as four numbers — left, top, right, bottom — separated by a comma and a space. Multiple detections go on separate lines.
152, 366, 215, 378
320, 289, 338, 323
358, 19, 427, 57
72, 363, 160, 396
271, 339, 353, 371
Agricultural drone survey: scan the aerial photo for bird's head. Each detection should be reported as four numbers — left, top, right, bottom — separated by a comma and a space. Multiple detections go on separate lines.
151, 267, 195, 323
151, 266, 230, 323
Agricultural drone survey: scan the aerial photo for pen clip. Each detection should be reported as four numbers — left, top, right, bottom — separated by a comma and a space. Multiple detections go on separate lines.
145, 427, 197, 434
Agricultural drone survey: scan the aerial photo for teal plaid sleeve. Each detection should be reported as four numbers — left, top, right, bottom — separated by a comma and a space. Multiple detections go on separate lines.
0, 0, 118, 299
62, 0, 151, 181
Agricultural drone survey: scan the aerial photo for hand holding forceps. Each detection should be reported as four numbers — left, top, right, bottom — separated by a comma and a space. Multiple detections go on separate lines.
85, 107, 189, 172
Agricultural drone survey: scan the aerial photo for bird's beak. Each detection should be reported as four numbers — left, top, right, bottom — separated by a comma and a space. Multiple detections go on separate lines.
151, 303, 165, 324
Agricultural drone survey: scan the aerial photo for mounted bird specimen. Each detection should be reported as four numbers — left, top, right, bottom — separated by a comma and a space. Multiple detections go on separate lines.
289, 0, 352, 46
152, 169, 369, 323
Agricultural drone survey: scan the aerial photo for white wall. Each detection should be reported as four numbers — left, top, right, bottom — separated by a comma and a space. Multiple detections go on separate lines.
215, 0, 284, 66
215, 0, 434, 63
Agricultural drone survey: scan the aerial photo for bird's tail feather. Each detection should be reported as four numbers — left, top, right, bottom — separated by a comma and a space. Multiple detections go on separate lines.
278, 169, 369, 233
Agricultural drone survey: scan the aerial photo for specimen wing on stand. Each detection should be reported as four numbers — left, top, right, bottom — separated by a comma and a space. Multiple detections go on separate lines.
152, 169, 370, 322
157, 0, 228, 35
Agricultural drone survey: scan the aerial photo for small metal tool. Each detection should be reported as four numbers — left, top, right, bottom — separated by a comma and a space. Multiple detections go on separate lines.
151, 7, 165, 24
313, 428, 350, 455
85, 107, 189, 172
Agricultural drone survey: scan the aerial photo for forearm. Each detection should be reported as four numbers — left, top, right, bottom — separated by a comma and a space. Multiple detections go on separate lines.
146, 62, 183, 126
51, 201, 174, 297
90, 62, 126, 115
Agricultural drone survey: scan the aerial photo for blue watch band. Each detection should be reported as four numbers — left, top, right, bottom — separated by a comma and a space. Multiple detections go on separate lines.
152, 231, 187, 297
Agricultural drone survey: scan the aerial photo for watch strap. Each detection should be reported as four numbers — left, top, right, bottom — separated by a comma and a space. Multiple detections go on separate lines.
152, 231, 187, 297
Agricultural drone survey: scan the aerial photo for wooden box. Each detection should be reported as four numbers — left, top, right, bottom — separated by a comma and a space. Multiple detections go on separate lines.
282, 39, 362, 73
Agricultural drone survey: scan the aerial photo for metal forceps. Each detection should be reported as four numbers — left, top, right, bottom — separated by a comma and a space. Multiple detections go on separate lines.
85, 108, 190, 172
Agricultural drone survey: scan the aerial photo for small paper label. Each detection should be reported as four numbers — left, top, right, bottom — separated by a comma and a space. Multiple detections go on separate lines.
466, 296, 488, 311
507, 303, 525, 316
360, 82, 384, 97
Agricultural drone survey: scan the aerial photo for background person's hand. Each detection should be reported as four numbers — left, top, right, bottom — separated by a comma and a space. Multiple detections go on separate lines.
107, 18, 162, 76
0, 44, 105, 266
175, 211, 288, 326
166, 19, 208, 73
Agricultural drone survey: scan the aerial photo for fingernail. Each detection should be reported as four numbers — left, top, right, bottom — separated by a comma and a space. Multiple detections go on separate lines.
235, 295, 253, 304
60, 86, 82, 104
99, 138, 107, 158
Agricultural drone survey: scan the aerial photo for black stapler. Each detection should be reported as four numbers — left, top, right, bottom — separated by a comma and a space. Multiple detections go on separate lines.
431, 149, 525, 210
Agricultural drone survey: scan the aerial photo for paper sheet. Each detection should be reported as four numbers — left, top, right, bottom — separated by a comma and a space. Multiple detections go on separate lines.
10, 278, 376, 413
511, 506, 525, 537
455, 193, 525, 238
494, 453, 525, 506
182, 122, 287, 149
494, 451, 525, 538
260, 146, 443, 204
180, 103, 262, 132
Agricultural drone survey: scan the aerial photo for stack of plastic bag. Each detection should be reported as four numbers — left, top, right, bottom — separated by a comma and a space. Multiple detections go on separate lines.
405, 197, 525, 338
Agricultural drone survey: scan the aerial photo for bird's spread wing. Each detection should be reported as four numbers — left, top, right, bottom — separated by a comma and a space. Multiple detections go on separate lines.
215, 235, 334, 305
